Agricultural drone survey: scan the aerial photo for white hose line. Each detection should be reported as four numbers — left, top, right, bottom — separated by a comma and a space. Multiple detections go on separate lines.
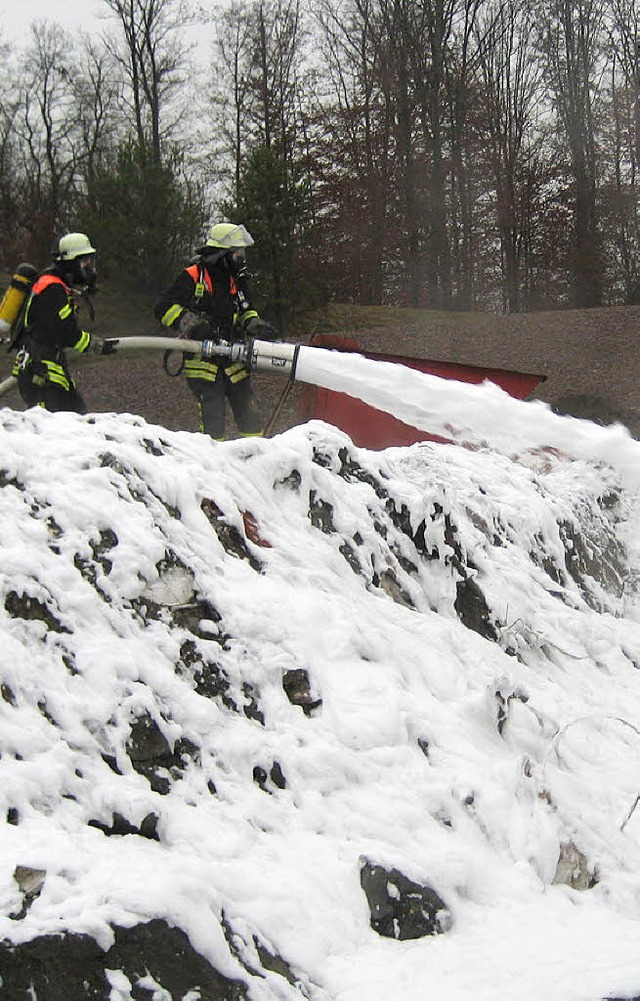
105, 335, 204, 354
0, 375, 17, 397
0, 337, 205, 400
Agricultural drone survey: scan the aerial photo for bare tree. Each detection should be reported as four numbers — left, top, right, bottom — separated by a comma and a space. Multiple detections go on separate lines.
14, 23, 86, 259
73, 37, 120, 195
442, 0, 488, 308
475, 0, 545, 310
101, 0, 190, 163
211, 3, 255, 194
601, 0, 640, 300
213, 0, 306, 172
0, 48, 26, 263
606, 0, 640, 166
537, 0, 606, 306
313, 0, 395, 303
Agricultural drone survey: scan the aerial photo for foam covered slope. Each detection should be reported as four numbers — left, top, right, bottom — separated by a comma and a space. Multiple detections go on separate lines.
0, 407, 639, 1000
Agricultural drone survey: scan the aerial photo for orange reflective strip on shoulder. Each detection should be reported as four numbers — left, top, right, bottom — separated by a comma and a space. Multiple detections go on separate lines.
26, 273, 73, 327
32, 274, 69, 296
185, 264, 213, 295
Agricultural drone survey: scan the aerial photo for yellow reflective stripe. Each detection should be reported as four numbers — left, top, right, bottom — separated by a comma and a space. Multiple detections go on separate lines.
43, 361, 71, 390
45, 361, 67, 376
162, 304, 183, 327
225, 362, 245, 376
74, 330, 91, 352
239, 431, 264, 438
185, 359, 218, 374
225, 364, 249, 383
241, 310, 258, 326
185, 359, 218, 381
59, 303, 73, 320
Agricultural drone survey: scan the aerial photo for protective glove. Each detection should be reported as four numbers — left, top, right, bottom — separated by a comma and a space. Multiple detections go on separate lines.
244, 316, 281, 341
178, 310, 212, 340
86, 334, 117, 355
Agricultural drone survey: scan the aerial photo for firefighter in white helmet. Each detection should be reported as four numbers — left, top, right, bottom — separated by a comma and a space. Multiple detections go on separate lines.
12, 232, 115, 413
154, 222, 279, 440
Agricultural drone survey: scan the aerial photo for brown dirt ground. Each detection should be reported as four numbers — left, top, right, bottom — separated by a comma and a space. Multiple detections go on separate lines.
1, 288, 638, 441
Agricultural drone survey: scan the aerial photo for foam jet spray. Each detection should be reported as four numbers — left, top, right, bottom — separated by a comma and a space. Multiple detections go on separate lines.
1, 335, 638, 484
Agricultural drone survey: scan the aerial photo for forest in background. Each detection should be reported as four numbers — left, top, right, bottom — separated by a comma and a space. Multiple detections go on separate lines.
1, 0, 640, 327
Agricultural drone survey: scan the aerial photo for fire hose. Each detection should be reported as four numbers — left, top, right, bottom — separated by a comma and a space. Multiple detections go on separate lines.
0, 336, 302, 398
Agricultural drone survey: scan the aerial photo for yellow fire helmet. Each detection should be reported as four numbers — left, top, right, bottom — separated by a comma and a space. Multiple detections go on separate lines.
56, 232, 97, 261
204, 223, 254, 250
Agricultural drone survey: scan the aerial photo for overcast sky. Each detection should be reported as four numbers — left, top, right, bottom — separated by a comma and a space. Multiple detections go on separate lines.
0, 0, 104, 39
0, 0, 208, 58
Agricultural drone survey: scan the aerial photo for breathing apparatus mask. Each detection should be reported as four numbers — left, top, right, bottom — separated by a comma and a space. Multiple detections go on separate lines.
226, 248, 247, 278
71, 255, 97, 290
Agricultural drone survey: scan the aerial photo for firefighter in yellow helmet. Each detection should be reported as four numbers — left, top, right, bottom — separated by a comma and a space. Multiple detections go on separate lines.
12, 232, 115, 413
154, 222, 279, 440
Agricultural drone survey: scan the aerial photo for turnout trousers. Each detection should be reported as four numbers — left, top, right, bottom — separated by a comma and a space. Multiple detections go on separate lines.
185, 356, 263, 440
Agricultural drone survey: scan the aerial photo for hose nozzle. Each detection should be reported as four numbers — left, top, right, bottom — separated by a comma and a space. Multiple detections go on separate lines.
199, 337, 300, 379
201, 339, 248, 364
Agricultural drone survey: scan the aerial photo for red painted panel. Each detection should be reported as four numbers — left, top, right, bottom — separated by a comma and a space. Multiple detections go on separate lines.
300, 335, 546, 450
